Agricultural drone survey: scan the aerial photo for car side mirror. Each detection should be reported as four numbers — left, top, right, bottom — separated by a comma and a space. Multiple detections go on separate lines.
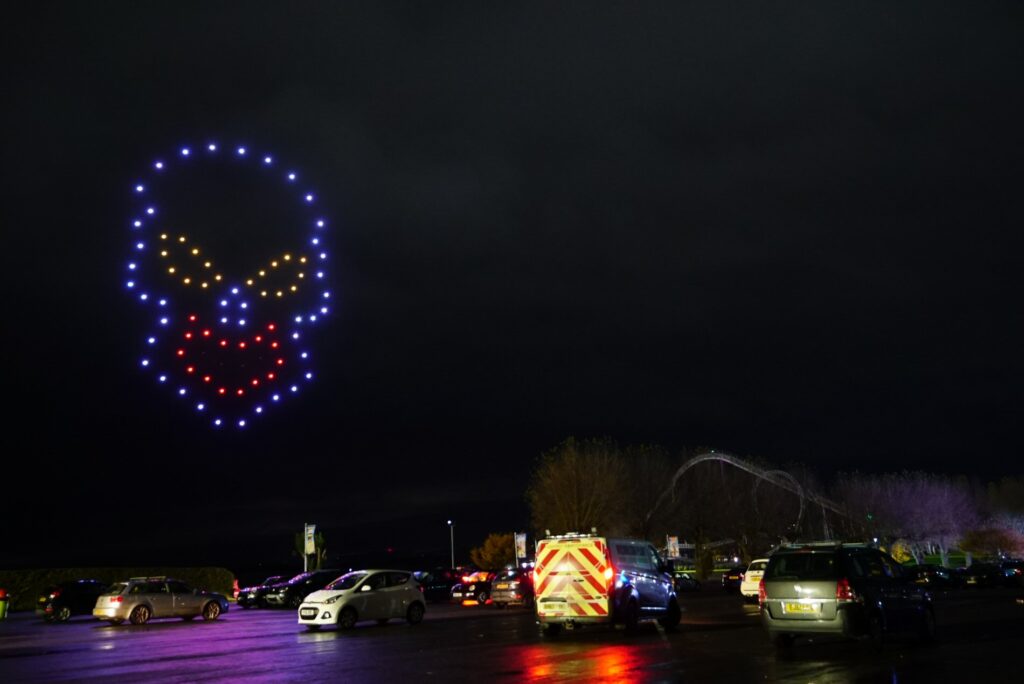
361, 584, 373, 592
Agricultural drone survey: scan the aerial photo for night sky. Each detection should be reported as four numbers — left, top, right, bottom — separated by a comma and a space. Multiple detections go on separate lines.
4, 2, 1023, 572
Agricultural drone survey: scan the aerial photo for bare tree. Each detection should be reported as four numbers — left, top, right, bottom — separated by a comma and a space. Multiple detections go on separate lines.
526, 437, 628, 536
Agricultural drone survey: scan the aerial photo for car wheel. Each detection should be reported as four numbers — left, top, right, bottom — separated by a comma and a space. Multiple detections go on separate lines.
476, 591, 489, 605
541, 622, 562, 637
202, 602, 221, 621
773, 633, 795, 648
129, 605, 151, 625
338, 607, 358, 630
658, 599, 681, 631
407, 602, 425, 625
306, 624, 321, 631
56, 606, 72, 622
919, 607, 937, 643
288, 595, 303, 609
623, 600, 639, 633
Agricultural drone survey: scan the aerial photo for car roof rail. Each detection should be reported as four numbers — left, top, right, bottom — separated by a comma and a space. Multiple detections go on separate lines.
128, 576, 168, 581
773, 540, 873, 552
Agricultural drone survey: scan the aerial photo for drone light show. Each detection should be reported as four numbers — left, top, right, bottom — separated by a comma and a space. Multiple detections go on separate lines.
126, 143, 330, 428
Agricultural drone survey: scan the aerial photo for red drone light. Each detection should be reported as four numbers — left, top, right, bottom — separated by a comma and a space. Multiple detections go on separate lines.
188, 314, 197, 322
251, 379, 259, 386
236, 388, 245, 396
239, 341, 247, 349
202, 329, 211, 337
267, 323, 276, 331
220, 340, 228, 347
184, 332, 193, 340
203, 375, 211, 383
176, 349, 185, 357
218, 387, 226, 395
186, 366, 194, 374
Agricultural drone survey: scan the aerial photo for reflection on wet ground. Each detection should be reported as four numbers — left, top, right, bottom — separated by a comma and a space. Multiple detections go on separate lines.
0, 588, 1021, 682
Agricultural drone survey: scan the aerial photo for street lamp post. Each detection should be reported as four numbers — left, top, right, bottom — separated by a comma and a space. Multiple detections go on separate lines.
447, 520, 455, 569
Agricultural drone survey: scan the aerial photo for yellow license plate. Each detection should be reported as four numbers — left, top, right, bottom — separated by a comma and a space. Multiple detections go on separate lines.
496, 583, 508, 589
784, 602, 819, 614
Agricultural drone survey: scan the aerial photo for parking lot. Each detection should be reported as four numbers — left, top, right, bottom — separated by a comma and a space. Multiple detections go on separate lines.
1, 586, 1022, 683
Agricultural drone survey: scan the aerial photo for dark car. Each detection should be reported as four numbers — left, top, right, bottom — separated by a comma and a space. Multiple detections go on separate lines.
761, 542, 935, 647
908, 564, 957, 589
37, 580, 108, 622
450, 570, 494, 605
665, 559, 701, 592
1001, 560, 1024, 587
490, 567, 534, 608
721, 566, 746, 593
264, 570, 341, 609
412, 568, 463, 603
237, 575, 289, 608
961, 562, 1004, 588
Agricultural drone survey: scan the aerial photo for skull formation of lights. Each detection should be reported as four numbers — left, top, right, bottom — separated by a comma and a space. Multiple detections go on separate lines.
127, 143, 330, 428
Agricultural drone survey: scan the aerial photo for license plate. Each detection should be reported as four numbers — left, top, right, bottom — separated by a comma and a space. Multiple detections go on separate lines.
783, 602, 819, 614
452, 592, 463, 598
495, 583, 509, 589
300, 608, 317, 618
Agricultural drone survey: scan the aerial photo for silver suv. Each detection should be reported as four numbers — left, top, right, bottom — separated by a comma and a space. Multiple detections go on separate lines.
760, 543, 935, 647
93, 577, 229, 625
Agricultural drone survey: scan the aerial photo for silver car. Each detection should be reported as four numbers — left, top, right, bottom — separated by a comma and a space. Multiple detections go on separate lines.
298, 569, 426, 630
760, 543, 935, 647
93, 577, 228, 625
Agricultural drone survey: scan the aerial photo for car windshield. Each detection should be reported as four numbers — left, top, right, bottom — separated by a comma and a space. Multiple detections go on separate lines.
106, 583, 128, 595
326, 572, 367, 590
287, 573, 312, 584
496, 570, 521, 580
263, 576, 284, 584
766, 553, 839, 580
747, 561, 768, 572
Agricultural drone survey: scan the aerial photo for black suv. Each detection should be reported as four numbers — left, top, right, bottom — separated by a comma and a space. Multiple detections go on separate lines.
37, 579, 108, 622
761, 543, 935, 647
264, 570, 341, 608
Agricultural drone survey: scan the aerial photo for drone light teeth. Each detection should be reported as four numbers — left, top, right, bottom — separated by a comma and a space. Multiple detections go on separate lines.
126, 142, 330, 428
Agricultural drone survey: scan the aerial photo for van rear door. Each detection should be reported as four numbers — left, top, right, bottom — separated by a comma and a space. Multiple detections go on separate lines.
535, 537, 611, 621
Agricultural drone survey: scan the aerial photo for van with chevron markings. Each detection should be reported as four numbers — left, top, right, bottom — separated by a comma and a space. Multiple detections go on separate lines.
533, 533, 680, 635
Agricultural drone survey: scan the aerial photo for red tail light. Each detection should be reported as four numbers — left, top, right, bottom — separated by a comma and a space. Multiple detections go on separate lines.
757, 579, 766, 607
836, 577, 856, 602
461, 575, 472, 584
110, 596, 123, 603
50, 589, 62, 599
603, 565, 615, 590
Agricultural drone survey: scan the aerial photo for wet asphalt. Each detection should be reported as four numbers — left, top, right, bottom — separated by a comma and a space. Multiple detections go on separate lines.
1, 586, 1021, 682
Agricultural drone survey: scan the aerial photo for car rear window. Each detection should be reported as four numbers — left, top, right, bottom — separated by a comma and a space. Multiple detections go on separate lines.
765, 553, 839, 580
106, 583, 128, 595
747, 561, 768, 572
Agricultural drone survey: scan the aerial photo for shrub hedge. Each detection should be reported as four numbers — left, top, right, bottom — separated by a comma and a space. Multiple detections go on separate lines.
0, 567, 235, 611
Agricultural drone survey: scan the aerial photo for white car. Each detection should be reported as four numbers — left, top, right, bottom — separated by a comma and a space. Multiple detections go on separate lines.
298, 569, 425, 631
740, 559, 769, 601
